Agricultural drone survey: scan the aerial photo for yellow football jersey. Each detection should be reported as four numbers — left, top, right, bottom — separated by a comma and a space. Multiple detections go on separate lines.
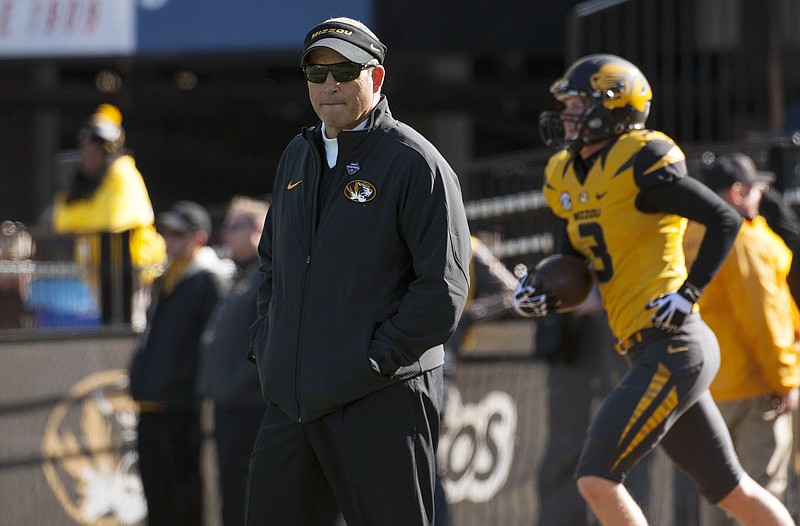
543, 130, 690, 342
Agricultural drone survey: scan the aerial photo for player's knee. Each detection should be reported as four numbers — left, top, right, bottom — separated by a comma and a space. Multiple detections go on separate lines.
717, 474, 759, 506
715, 474, 794, 526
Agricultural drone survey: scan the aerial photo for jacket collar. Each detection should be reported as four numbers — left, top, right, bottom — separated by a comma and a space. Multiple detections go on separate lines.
309, 96, 393, 155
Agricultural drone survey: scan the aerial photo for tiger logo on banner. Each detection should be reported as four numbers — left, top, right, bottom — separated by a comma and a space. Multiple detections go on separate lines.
41, 370, 146, 526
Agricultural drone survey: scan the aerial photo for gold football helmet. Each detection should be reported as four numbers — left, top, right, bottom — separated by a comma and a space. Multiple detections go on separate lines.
539, 54, 652, 151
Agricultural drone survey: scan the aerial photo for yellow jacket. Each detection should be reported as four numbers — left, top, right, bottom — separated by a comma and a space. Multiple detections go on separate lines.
685, 216, 800, 401
52, 155, 165, 271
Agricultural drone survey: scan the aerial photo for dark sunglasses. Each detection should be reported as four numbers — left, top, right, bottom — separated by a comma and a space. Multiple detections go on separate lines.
302, 62, 374, 83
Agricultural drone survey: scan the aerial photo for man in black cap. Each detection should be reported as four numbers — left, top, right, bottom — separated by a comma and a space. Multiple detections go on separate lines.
702, 153, 776, 192
701, 154, 800, 272
197, 196, 270, 526
245, 16, 471, 526
129, 200, 233, 526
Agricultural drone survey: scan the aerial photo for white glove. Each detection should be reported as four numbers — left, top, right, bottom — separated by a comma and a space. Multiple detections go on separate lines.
512, 272, 559, 318
647, 284, 700, 333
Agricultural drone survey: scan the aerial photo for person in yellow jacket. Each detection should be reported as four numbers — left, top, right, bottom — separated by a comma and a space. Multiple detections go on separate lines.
51, 104, 165, 327
684, 152, 800, 526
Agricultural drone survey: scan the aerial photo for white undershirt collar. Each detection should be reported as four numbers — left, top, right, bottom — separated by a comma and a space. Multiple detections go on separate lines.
320, 120, 368, 168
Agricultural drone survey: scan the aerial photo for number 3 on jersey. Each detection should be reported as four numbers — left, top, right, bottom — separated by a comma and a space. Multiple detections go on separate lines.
578, 222, 613, 283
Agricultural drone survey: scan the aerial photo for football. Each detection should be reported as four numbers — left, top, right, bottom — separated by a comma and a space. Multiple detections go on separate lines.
531, 254, 595, 313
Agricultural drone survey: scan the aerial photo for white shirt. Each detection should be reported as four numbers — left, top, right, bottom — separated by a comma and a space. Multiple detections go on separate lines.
320, 120, 368, 168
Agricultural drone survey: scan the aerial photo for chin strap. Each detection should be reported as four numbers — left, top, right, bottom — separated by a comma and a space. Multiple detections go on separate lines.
566, 136, 589, 155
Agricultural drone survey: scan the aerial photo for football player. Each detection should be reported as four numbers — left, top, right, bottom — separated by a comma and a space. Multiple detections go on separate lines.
514, 54, 795, 525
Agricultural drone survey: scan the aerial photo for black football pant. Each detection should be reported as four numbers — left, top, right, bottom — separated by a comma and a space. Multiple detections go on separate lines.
244, 368, 443, 526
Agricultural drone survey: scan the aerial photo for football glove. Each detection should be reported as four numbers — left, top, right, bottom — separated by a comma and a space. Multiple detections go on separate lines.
512, 272, 560, 318
647, 283, 701, 333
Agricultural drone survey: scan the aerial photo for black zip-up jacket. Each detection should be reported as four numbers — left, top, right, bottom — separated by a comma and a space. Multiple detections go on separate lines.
197, 256, 265, 405
250, 97, 471, 422
130, 247, 232, 409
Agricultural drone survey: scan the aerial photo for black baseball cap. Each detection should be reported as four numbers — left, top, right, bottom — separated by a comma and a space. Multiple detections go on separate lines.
703, 153, 775, 192
157, 201, 211, 237
300, 17, 387, 66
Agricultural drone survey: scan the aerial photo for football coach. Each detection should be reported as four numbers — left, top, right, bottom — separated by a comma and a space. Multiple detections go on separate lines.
245, 16, 471, 526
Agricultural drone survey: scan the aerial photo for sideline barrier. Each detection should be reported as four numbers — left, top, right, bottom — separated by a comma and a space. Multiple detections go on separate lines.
0, 321, 701, 526
0, 330, 145, 526
0, 226, 160, 333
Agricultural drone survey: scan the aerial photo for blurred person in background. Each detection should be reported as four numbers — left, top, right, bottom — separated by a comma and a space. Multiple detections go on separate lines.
759, 186, 800, 304
197, 196, 269, 526
514, 53, 795, 525
758, 170, 800, 523
0, 221, 34, 329
683, 153, 800, 526
446, 236, 518, 359
50, 104, 165, 327
129, 200, 232, 526
437, 235, 518, 525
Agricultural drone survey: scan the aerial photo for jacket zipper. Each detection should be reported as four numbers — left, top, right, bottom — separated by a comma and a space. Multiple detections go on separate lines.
293, 130, 322, 422
294, 254, 312, 422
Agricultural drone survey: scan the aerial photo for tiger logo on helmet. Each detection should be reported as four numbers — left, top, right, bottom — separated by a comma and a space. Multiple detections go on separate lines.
540, 54, 652, 152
